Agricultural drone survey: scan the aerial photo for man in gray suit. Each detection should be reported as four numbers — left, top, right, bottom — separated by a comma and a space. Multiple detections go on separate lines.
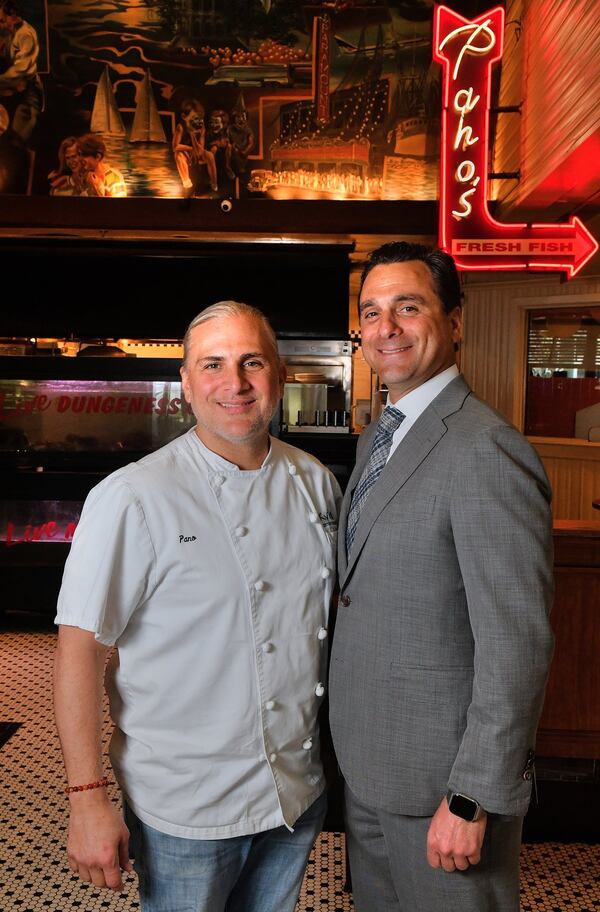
329, 242, 554, 912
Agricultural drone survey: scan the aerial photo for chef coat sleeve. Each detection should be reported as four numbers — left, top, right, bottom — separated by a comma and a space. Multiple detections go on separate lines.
55, 473, 156, 647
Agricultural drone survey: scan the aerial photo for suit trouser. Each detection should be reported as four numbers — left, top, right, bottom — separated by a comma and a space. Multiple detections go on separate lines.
345, 783, 522, 912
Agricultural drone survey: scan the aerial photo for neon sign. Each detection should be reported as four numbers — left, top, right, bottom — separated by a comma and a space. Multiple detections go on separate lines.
434, 4, 598, 277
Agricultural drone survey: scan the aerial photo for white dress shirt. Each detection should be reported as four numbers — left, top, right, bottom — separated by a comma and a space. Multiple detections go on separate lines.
56, 429, 341, 839
386, 364, 459, 461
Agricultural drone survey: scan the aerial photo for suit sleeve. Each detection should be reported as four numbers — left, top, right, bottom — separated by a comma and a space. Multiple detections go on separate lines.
447, 424, 554, 816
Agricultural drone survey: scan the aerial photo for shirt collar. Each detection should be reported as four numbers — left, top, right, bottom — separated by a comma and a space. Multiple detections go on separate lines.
387, 364, 459, 421
187, 427, 272, 473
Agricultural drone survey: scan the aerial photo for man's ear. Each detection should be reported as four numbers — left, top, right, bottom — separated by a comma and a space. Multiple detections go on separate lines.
278, 361, 287, 396
449, 306, 463, 344
180, 364, 190, 402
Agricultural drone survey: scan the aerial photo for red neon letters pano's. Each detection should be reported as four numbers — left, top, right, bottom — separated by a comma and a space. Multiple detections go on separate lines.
433, 4, 598, 277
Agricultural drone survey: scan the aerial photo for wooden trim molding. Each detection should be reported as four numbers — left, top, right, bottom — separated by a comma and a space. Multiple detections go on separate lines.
530, 438, 600, 521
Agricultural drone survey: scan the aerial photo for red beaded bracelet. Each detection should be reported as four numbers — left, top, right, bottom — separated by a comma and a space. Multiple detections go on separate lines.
64, 776, 111, 794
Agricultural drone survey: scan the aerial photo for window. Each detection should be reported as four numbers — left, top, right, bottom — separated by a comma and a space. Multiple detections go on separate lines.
525, 307, 600, 439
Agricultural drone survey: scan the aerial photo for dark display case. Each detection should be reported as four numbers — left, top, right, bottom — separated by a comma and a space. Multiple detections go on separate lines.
0, 355, 193, 617
0, 357, 195, 470
0, 236, 355, 618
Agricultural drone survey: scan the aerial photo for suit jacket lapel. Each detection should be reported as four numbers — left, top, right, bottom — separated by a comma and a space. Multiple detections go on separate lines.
340, 375, 471, 588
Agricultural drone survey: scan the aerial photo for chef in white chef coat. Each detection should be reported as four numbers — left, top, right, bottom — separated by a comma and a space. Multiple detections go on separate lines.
54, 301, 342, 912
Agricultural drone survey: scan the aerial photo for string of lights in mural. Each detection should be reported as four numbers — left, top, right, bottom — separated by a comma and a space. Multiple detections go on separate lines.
434, 4, 598, 278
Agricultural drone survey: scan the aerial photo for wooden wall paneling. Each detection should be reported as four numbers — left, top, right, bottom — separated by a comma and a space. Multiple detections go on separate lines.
461, 276, 600, 520
461, 275, 600, 427
537, 525, 600, 758
491, 0, 524, 207
516, 0, 600, 211
533, 441, 600, 521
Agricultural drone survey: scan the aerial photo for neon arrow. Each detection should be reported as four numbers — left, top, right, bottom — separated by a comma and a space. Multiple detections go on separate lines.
433, 4, 598, 278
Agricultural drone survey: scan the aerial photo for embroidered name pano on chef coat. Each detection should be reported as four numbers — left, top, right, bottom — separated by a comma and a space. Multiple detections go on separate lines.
179, 534, 197, 543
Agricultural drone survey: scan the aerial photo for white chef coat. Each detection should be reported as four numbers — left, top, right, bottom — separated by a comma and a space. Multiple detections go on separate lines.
55, 429, 342, 839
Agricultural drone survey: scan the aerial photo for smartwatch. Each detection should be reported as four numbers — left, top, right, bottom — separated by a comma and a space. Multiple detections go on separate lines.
446, 790, 483, 822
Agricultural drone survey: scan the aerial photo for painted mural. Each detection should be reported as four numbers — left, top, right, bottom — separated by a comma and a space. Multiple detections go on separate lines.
0, 0, 441, 200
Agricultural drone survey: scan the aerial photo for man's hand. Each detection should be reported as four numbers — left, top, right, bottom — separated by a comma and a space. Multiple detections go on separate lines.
426, 796, 487, 872
67, 791, 132, 891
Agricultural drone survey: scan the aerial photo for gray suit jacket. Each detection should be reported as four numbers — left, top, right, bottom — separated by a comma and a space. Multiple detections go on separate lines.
329, 375, 554, 817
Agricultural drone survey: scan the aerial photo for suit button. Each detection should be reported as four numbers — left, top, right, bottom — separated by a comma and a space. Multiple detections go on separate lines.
339, 595, 351, 607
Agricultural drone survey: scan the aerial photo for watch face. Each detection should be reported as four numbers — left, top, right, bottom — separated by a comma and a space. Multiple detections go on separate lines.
449, 793, 478, 821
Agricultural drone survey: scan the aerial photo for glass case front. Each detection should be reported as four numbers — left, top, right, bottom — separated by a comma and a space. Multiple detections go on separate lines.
0, 499, 82, 546
0, 378, 195, 456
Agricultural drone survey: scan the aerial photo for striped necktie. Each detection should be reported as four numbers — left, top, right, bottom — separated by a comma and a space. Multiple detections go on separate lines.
345, 406, 405, 555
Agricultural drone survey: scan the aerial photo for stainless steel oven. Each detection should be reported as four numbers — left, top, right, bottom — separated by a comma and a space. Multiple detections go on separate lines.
277, 340, 352, 434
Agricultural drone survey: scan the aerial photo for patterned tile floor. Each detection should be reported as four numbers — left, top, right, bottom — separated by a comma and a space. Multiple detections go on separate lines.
1, 630, 599, 912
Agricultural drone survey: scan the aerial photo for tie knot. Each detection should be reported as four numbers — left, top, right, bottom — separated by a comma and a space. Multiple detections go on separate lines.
377, 406, 405, 438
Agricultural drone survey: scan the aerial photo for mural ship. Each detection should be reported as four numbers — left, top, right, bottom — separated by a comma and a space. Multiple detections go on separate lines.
250, 3, 438, 201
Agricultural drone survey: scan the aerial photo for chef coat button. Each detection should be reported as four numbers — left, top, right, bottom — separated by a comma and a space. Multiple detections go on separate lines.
254, 580, 265, 591
320, 567, 331, 579
317, 627, 328, 640
309, 512, 319, 523
235, 526, 248, 537
265, 700, 276, 710
288, 464, 297, 476
315, 682, 325, 698
302, 738, 313, 750
269, 753, 277, 763
213, 474, 225, 486
339, 594, 351, 607
262, 642, 274, 653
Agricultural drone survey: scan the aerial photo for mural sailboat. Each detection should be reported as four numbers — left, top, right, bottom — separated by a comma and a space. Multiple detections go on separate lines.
130, 71, 167, 144
90, 67, 126, 136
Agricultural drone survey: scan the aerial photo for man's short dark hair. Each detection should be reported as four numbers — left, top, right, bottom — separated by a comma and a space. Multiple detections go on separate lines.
77, 134, 106, 159
359, 242, 462, 315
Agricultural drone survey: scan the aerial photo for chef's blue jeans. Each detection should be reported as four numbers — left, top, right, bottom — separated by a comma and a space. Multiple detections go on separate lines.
124, 791, 326, 912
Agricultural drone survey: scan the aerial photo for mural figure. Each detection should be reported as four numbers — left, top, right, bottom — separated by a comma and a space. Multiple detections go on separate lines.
0, 96, 27, 192
172, 99, 217, 196
228, 104, 254, 179
76, 134, 126, 198
207, 109, 234, 184
48, 135, 85, 196
0, 0, 42, 144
